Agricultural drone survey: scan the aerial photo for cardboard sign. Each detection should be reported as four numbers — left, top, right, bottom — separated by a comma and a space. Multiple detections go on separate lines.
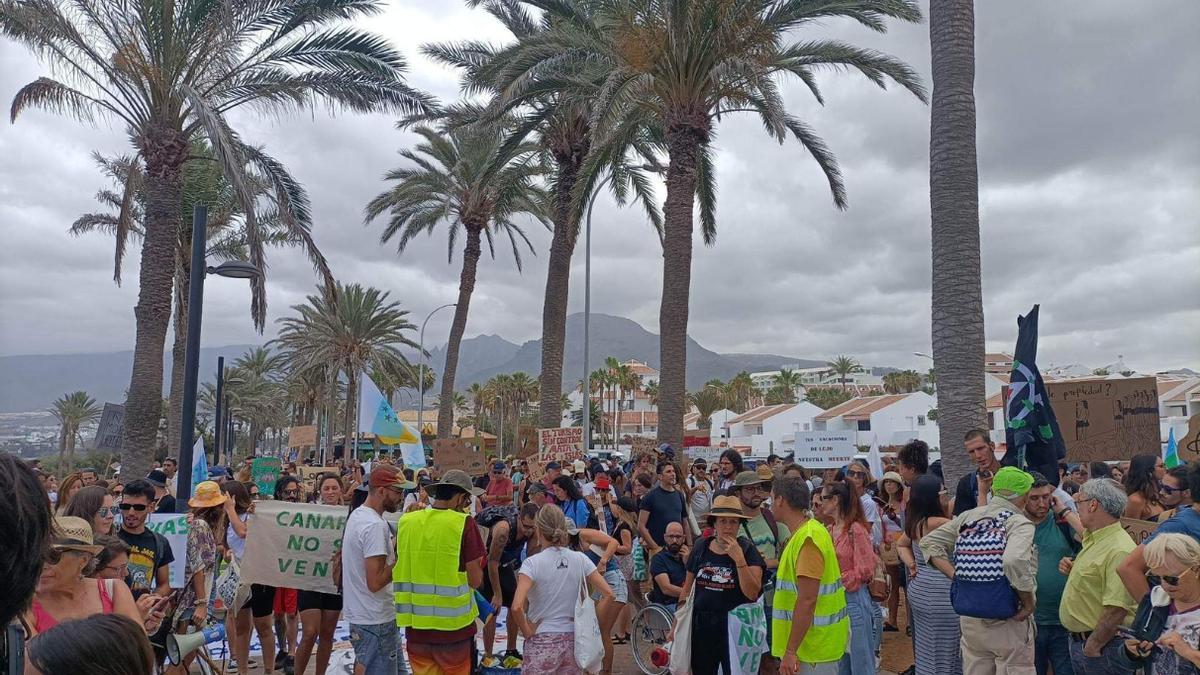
791, 432, 856, 469
251, 457, 283, 495
1047, 377, 1160, 462
684, 447, 723, 463
630, 436, 659, 458
145, 513, 188, 589
1121, 517, 1159, 545
538, 427, 584, 464
239, 501, 347, 594
433, 438, 487, 476
297, 465, 337, 478
514, 426, 540, 459
1178, 414, 1200, 463
288, 425, 317, 448
93, 402, 125, 452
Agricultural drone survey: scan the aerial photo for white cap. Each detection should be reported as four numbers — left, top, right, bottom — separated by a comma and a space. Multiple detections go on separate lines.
573, 459, 587, 474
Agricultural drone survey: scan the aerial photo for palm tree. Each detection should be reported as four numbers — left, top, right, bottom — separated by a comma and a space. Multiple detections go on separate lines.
434, 392, 470, 428
643, 380, 660, 412
773, 369, 803, 402
72, 146, 334, 454
765, 383, 798, 405
50, 391, 103, 474
467, 382, 492, 435
828, 356, 865, 391
804, 387, 854, 410
274, 283, 421, 455
502, 0, 926, 449
4, 0, 434, 478
929, 0, 986, 483
689, 387, 727, 431
425, 1, 663, 431
366, 122, 550, 440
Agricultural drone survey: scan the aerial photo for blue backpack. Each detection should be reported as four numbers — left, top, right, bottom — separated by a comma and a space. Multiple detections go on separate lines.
950, 511, 1020, 619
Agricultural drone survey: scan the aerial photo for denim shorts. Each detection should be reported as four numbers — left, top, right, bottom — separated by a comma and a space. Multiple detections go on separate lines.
349, 621, 405, 675
593, 567, 628, 604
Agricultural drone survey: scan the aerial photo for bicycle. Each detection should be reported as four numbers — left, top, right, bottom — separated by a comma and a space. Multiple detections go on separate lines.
630, 603, 675, 674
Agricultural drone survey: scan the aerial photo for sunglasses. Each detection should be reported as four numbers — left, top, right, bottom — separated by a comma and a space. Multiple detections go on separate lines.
97, 505, 120, 517
44, 547, 64, 564
118, 502, 149, 512
847, 471, 867, 479
1159, 483, 1183, 495
1147, 567, 1197, 587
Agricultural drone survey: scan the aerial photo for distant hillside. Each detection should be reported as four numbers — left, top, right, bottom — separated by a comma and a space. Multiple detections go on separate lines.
0, 345, 257, 413
438, 313, 828, 390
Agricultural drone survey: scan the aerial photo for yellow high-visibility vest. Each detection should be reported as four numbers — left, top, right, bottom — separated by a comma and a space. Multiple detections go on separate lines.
393, 508, 478, 631
771, 518, 849, 664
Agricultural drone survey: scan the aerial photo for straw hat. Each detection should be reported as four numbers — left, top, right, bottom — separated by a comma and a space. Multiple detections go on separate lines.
52, 516, 103, 555
707, 495, 751, 521
733, 470, 769, 488
189, 480, 229, 509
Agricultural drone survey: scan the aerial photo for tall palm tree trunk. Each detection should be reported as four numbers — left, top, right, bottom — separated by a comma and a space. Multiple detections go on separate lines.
437, 225, 483, 439
57, 423, 68, 474
324, 371, 337, 463
657, 117, 708, 450
167, 249, 189, 456
537, 139, 588, 429
343, 369, 358, 458
930, 0, 987, 487
123, 124, 190, 480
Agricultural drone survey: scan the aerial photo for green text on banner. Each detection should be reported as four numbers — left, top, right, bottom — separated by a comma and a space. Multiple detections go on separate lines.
239, 501, 347, 593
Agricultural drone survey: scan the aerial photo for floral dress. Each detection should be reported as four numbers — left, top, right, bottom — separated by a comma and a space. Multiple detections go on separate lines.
174, 518, 218, 624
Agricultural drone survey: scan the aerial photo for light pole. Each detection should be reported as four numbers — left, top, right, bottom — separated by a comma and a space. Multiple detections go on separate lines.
914, 351, 936, 395
176, 205, 260, 511
213, 356, 224, 465
417, 303, 457, 450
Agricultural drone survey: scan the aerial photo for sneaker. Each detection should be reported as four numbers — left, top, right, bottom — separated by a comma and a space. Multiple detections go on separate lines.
480, 655, 501, 668
283, 655, 295, 675
501, 654, 523, 669
228, 660, 239, 673
275, 649, 288, 667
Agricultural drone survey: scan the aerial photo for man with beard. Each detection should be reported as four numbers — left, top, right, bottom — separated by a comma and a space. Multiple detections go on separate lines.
733, 470, 791, 675
344, 465, 413, 675
649, 522, 689, 612
479, 502, 539, 670
952, 429, 1005, 516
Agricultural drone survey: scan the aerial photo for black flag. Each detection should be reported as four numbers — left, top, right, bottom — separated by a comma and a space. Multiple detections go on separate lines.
1004, 305, 1067, 482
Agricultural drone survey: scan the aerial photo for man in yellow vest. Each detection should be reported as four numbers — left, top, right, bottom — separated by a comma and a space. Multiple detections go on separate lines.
770, 476, 850, 675
394, 469, 486, 675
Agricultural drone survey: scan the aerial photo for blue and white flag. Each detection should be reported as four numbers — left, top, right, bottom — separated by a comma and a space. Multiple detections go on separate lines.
192, 437, 208, 494
358, 373, 425, 467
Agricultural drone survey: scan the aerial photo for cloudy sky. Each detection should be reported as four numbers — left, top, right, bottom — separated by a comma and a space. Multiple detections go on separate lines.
1, 0, 1197, 375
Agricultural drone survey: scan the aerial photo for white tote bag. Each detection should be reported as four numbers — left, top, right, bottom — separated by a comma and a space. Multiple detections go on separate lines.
574, 576, 605, 673
668, 583, 697, 675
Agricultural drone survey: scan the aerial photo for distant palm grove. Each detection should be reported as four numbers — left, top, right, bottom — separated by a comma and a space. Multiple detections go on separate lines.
7, 0, 987, 485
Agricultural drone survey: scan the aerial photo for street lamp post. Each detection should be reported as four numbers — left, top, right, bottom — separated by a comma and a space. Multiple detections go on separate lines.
417, 303, 457, 451
914, 351, 936, 395
213, 356, 224, 465
176, 205, 261, 511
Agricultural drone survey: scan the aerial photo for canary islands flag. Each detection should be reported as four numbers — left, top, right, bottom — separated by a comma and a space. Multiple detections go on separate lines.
358, 373, 425, 467
1165, 427, 1180, 469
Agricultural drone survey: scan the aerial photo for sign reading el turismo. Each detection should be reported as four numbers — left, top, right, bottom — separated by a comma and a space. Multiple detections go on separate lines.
791, 432, 856, 469
539, 426, 584, 464
240, 501, 347, 594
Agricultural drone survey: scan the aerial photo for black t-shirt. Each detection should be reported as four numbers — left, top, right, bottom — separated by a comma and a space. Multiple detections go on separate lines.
650, 549, 687, 604
118, 527, 175, 593
639, 485, 687, 546
155, 494, 177, 514
686, 536, 766, 614
953, 472, 976, 516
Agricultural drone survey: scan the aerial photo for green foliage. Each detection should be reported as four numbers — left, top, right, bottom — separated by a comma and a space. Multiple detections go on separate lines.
804, 387, 854, 410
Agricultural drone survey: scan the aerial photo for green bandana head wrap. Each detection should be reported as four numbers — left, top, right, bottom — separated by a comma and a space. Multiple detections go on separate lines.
992, 466, 1034, 498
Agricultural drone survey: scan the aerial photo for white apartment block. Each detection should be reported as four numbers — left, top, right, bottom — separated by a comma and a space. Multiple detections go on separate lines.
812, 392, 939, 447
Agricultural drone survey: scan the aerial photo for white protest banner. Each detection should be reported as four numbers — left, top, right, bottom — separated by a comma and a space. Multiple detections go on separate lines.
727, 600, 769, 675
146, 513, 189, 589
791, 431, 856, 469
684, 447, 722, 463
538, 427, 584, 464
239, 501, 348, 593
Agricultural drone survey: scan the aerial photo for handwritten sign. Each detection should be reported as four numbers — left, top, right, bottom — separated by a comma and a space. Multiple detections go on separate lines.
630, 436, 659, 458
1179, 414, 1200, 463
791, 432, 856, 469
297, 465, 338, 478
538, 427, 584, 464
433, 438, 487, 476
145, 513, 188, 589
684, 447, 723, 463
288, 425, 317, 448
514, 426, 540, 459
1121, 517, 1160, 545
726, 600, 769, 675
251, 457, 282, 495
240, 501, 347, 593
1047, 377, 1159, 462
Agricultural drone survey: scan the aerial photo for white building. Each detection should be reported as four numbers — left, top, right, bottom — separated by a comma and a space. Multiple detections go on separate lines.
1159, 377, 1200, 444
563, 359, 661, 428
812, 392, 939, 447
721, 402, 824, 457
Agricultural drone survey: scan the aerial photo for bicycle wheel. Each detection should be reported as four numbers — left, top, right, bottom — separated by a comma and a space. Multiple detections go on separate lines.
630, 604, 674, 674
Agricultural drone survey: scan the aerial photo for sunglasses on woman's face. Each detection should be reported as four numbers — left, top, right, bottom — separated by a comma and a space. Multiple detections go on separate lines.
118, 502, 149, 512
1148, 567, 1198, 587
97, 505, 120, 517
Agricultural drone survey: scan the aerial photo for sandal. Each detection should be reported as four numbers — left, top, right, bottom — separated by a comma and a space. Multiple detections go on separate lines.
611, 633, 630, 645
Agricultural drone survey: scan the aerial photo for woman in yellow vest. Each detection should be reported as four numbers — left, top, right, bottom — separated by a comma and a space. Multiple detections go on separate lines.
770, 477, 850, 675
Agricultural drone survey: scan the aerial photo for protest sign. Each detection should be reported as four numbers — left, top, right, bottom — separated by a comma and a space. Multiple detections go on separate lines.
630, 436, 658, 458
727, 600, 769, 675
1047, 377, 1159, 462
297, 465, 337, 479
538, 427, 584, 464
1121, 517, 1159, 545
288, 425, 317, 448
514, 426, 539, 459
93, 403, 125, 452
240, 501, 348, 593
1179, 414, 1200, 463
791, 432, 856, 469
684, 447, 722, 463
251, 457, 282, 494
146, 513, 189, 589
433, 438, 487, 476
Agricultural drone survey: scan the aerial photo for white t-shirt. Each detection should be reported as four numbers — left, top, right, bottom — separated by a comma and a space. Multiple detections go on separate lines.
860, 494, 883, 547
227, 513, 249, 561
341, 505, 396, 625
518, 546, 597, 634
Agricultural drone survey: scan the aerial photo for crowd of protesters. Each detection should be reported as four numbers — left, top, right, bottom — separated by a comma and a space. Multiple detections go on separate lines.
6, 432, 1200, 675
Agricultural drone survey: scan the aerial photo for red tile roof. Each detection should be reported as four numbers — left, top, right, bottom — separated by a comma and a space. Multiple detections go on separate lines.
727, 404, 797, 425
